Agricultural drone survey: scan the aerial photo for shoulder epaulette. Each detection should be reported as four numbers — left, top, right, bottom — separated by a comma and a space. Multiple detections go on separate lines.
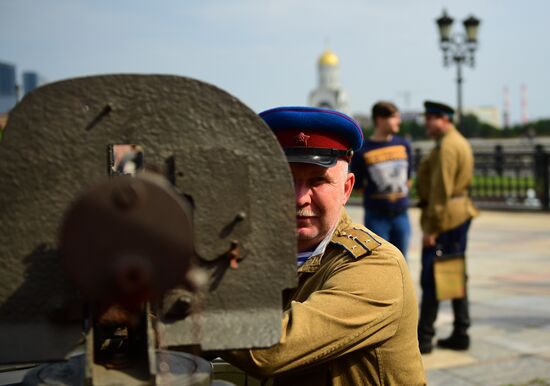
332, 226, 382, 258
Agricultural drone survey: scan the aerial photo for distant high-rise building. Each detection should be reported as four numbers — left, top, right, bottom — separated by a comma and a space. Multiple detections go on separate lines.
308, 48, 351, 115
0, 62, 16, 95
464, 106, 502, 128
0, 62, 17, 113
22, 71, 45, 94
0, 63, 47, 112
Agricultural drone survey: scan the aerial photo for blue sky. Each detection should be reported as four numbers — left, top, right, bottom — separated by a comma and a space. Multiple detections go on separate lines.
1, 0, 549, 123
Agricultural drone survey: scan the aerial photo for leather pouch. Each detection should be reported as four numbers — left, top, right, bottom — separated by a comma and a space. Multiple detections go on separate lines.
434, 251, 465, 300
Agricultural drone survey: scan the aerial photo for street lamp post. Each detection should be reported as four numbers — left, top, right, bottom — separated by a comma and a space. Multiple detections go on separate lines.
435, 10, 481, 129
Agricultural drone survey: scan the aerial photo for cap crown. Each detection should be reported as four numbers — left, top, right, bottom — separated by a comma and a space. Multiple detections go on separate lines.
424, 100, 455, 116
260, 106, 363, 151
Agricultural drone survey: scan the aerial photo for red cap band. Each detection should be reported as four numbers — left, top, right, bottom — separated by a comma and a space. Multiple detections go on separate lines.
275, 129, 351, 151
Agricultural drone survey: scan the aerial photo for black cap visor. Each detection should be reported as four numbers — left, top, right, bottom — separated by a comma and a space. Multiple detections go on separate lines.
284, 147, 352, 167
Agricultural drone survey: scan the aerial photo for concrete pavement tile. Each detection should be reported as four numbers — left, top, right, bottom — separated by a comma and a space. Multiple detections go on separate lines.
478, 314, 550, 331
466, 339, 520, 362
480, 286, 550, 296
422, 349, 476, 370
493, 273, 550, 283
468, 309, 550, 354
485, 296, 550, 312
508, 328, 550, 347
423, 329, 520, 369
426, 369, 477, 386
471, 289, 513, 303
470, 303, 550, 331
483, 330, 550, 354
444, 355, 550, 386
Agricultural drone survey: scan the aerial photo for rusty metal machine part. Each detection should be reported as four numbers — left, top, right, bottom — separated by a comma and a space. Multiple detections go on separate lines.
0, 74, 296, 378
60, 172, 194, 304
56, 172, 199, 385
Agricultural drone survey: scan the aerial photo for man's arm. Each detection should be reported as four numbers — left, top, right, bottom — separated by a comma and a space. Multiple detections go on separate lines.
222, 253, 405, 378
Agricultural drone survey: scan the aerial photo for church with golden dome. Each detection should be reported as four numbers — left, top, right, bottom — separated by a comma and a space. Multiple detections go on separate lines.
308, 48, 351, 115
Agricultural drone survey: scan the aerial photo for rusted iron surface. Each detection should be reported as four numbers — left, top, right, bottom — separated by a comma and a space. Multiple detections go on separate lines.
60, 173, 194, 304
0, 75, 296, 363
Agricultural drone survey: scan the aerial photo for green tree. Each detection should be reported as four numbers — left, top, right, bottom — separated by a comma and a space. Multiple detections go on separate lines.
460, 113, 501, 138
400, 120, 427, 140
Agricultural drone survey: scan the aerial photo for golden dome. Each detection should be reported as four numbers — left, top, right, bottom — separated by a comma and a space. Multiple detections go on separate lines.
318, 49, 339, 66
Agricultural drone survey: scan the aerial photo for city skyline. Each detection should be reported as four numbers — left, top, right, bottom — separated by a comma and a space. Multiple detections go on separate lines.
1, 0, 549, 124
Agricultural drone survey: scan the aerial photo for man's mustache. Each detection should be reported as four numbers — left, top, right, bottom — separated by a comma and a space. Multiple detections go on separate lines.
296, 208, 319, 217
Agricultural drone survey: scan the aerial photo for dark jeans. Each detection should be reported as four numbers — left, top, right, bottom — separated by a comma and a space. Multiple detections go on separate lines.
418, 219, 472, 342
364, 208, 410, 259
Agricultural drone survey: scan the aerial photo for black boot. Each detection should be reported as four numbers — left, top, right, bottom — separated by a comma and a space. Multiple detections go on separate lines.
437, 333, 470, 350
438, 296, 471, 351
418, 296, 439, 355
419, 339, 433, 354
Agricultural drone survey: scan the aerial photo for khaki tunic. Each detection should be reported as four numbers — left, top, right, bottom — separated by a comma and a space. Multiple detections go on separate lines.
417, 126, 479, 235
223, 210, 426, 386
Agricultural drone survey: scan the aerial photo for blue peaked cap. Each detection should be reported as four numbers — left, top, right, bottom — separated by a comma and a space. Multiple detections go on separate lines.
259, 106, 364, 152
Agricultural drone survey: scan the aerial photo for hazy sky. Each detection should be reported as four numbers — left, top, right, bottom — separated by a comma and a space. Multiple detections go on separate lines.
2, 0, 549, 123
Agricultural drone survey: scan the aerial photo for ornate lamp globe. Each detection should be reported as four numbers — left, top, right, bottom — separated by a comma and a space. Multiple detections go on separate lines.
436, 10, 454, 42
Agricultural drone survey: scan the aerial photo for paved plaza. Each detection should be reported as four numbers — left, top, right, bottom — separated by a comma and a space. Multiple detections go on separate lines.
1, 206, 549, 385
347, 205, 550, 386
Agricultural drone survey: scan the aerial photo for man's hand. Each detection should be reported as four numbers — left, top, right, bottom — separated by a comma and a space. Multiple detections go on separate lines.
422, 233, 437, 247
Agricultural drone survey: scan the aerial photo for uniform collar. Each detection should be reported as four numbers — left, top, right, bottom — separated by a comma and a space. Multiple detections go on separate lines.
436, 124, 456, 146
334, 208, 353, 235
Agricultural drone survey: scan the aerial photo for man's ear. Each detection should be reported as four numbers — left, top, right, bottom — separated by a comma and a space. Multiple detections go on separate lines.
343, 172, 355, 205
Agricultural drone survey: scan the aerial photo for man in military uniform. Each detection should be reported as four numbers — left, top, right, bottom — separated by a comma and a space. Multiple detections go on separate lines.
416, 101, 479, 354
223, 107, 425, 386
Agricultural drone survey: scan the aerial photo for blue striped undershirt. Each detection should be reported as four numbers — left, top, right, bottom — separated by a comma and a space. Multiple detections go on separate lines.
296, 226, 336, 267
